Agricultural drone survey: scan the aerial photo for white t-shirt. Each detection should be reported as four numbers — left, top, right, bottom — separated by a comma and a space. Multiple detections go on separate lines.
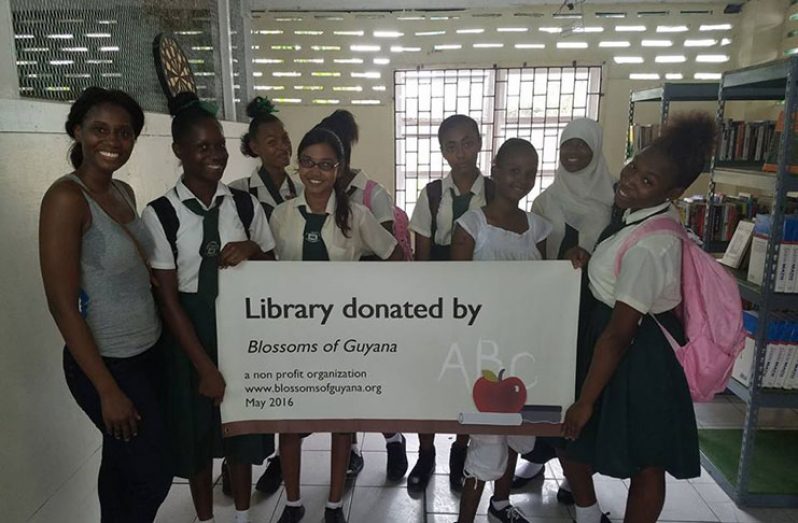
588, 202, 682, 314
410, 172, 490, 245
270, 192, 398, 261
345, 169, 395, 225
228, 167, 303, 214
456, 209, 552, 261
141, 179, 275, 293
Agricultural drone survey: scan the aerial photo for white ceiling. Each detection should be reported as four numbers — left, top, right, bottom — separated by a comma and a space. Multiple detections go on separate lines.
249, 0, 736, 11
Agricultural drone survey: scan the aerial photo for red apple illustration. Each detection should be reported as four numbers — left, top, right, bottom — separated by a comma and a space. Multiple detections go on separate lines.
472, 369, 527, 413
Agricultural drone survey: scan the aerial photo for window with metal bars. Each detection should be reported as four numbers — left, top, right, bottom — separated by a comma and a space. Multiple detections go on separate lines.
394, 66, 602, 216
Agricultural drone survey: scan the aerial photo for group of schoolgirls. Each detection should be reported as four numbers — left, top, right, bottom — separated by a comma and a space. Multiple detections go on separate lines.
41, 83, 716, 523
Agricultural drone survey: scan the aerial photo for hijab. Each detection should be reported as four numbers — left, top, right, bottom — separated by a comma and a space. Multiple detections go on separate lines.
532, 118, 616, 259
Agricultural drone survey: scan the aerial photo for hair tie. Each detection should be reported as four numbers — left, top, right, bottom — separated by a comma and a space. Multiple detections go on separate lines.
255, 96, 279, 114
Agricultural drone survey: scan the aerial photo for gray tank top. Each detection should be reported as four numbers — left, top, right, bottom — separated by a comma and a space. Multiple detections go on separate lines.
65, 174, 162, 358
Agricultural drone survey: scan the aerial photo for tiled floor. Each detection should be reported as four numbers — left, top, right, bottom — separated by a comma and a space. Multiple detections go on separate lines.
28, 396, 798, 523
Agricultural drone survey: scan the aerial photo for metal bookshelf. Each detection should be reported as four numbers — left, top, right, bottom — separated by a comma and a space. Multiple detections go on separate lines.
702, 57, 798, 508
626, 82, 719, 159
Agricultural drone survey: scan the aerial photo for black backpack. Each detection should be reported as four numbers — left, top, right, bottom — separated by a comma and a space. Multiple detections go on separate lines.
427, 177, 495, 248
149, 187, 254, 261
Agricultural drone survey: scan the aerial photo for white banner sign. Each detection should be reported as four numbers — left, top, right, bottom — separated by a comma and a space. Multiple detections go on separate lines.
217, 262, 580, 436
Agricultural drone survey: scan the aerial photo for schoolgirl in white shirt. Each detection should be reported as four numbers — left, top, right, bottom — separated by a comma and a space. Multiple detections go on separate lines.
516, 118, 616, 507
315, 109, 409, 481
270, 127, 401, 523
229, 96, 303, 221
450, 138, 551, 523
561, 113, 715, 523
408, 114, 493, 493
141, 92, 276, 523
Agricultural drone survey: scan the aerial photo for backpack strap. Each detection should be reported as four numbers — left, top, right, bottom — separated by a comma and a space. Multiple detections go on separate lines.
484, 177, 495, 204
363, 179, 377, 212
149, 196, 180, 261
247, 177, 259, 198
230, 187, 254, 239
427, 179, 443, 244
613, 216, 687, 276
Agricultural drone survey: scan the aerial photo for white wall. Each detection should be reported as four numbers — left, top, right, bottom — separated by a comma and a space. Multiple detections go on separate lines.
0, 98, 255, 522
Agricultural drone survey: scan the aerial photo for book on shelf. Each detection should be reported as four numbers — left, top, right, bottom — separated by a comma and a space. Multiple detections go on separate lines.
720, 220, 755, 269
746, 214, 798, 291
762, 110, 798, 174
732, 310, 798, 390
717, 119, 775, 164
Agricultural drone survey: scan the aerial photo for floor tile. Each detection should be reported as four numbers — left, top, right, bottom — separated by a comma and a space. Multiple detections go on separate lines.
692, 482, 798, 523
688, 466, 718, 485
155, 484, 198, 523
659, 482, 719, 522
28, 448, 102, 523
269, 485, 353, 523
425, 472, 485, 515
212, 484, 282, 522
300, 450, 333, 486
348, 486, 423, 522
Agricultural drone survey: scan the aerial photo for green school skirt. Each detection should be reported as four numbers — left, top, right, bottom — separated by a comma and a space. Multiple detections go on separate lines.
566, 299, 700, 480
164, 292, 274, 479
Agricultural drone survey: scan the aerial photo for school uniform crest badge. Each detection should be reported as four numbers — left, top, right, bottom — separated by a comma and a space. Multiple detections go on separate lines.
202, 240, 220, 257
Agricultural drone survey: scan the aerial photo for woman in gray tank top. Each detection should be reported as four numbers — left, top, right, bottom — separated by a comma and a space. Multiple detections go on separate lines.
39, 87, 172, 522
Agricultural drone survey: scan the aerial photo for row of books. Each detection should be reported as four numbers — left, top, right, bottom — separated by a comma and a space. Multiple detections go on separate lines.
741, 214, 798, 292
762, 111, 798, 174
717, 119, 776, 163
676, 194, 762, 243
732, 311, 798, 389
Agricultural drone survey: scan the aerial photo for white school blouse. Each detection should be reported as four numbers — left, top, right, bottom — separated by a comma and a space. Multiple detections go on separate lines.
344, 169, 395, 224
270, 192, 398, 261
409, 172, 490, 245
456, 209, 552, 261
587, 202, 682, 314
141, 179, 276, 293
228, 167, 303, 211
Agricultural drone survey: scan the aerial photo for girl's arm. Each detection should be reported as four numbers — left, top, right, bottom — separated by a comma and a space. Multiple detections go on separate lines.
414, 233, 431, 261
220, 199, 277, 265
450, 224, 475, 261
562, 301, 641, 440
39, 182, 141, 441
564, 246, 591, 268
152, 269, 226, 405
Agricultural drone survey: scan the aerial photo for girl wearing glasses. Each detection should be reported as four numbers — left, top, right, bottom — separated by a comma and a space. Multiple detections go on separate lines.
269, 127, 401, 523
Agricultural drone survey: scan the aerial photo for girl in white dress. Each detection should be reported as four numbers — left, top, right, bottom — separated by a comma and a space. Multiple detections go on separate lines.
450, 138, 551, 523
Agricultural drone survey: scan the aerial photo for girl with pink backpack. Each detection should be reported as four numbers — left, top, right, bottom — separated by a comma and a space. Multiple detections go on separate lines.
561, 113, 719, 523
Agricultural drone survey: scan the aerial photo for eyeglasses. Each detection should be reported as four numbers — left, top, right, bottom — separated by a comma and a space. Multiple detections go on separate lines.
298, 156, 339, 172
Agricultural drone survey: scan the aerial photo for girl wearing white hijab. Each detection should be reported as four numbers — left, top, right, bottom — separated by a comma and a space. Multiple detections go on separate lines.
515, 119, 615, 522
532, 118, 616, 260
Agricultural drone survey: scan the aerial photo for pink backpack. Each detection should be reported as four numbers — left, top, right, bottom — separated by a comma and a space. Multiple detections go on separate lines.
614, 216, 746, 402
363, 180, 413, 261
